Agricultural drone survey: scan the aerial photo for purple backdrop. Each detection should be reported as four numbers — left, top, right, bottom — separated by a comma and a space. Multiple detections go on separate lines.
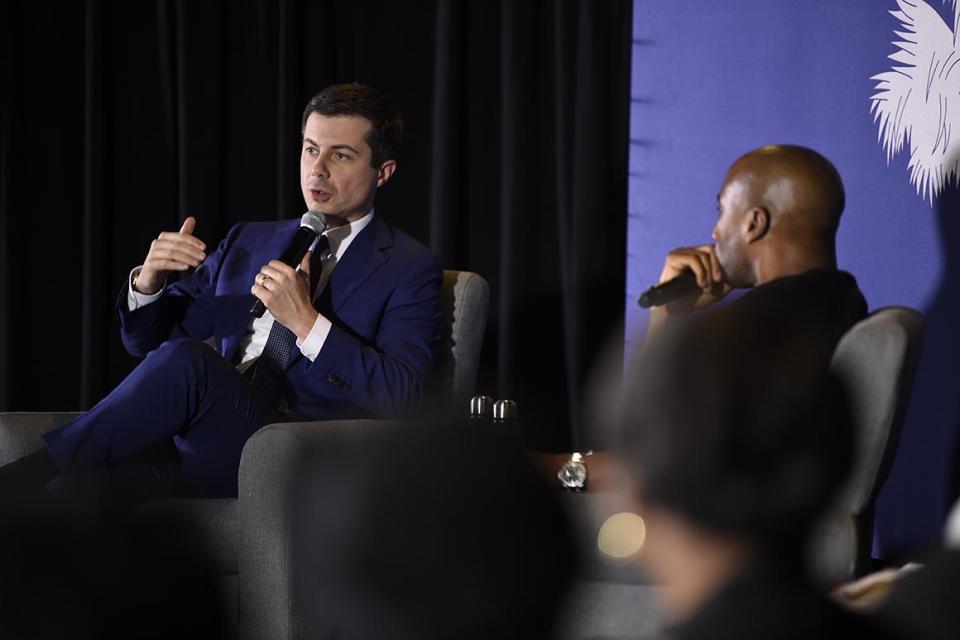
627, 0, 960, 554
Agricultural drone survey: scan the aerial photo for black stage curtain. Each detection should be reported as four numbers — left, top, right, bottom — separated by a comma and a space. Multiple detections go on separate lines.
0, 0, 630, 450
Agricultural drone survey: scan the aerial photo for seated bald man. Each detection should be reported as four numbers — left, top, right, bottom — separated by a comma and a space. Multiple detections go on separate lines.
545, 146, 866, 492
645, 145, 866, 366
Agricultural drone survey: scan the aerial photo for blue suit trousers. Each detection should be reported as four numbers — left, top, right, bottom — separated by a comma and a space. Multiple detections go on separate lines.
43, 339, 288, 497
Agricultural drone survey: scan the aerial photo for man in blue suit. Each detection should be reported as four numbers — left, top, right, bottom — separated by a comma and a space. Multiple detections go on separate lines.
2, 83, 442, 499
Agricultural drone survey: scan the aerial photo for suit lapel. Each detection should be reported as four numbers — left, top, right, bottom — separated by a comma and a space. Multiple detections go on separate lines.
255, 219, 303, 273
321, 214, 392, 313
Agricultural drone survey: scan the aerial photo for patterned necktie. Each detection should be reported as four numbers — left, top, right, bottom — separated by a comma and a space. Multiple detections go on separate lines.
251, 234, 329, 407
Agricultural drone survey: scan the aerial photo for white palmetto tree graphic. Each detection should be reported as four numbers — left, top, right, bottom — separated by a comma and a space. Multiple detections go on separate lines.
870, 0, 960, 203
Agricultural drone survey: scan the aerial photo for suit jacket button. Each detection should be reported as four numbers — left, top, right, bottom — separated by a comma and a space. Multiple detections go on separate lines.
327, 374, 337, 384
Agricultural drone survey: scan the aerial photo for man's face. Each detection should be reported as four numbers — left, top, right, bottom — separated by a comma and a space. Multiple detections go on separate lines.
300, 114, 395, 227
711, 177, 752, 287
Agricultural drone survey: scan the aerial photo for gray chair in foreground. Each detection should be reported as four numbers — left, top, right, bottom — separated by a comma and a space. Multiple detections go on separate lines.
810, 306, 924, 584
0, 269, 490, 640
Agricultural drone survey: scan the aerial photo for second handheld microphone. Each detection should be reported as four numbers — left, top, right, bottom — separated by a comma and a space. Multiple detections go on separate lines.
637, 271, 700, 309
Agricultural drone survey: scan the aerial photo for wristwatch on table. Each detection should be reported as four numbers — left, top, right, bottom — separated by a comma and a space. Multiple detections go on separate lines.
558, 451, 592, 491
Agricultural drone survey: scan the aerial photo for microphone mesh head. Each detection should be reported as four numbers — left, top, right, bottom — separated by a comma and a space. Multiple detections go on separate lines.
300, 212, 327, 234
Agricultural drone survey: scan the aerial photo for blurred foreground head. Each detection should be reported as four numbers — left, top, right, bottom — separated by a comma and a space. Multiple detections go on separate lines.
291, 419, 576, 640
620, 315, 854, 555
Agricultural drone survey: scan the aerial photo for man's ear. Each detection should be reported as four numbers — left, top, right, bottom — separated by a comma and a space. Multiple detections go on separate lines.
376, 159, 397, 188
743, 207, 770, 243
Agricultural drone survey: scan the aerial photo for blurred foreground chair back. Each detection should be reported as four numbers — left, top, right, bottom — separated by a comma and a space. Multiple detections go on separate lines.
811, 306, 924, 583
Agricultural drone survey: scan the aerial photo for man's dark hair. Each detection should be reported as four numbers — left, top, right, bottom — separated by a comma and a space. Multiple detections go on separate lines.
620, 315, 854, 550
301, 83, 403, 169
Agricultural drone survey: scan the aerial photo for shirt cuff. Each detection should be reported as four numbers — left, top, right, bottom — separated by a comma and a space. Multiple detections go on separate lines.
127, 266, 165, 311
296, 313, 332, 361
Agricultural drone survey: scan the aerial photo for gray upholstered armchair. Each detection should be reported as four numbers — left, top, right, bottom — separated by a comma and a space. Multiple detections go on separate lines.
0, 269, 490, 640
809, 306, 924, 584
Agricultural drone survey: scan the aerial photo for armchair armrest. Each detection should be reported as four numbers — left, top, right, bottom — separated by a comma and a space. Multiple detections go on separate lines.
0, 412, 82, 465
236, 419, 396, 640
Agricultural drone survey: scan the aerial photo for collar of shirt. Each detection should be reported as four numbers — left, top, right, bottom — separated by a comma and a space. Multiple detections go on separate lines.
317, 209, 375, 261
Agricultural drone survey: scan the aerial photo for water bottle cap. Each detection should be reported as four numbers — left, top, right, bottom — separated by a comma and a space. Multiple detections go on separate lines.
469, 395, 494, 418
493, 399, 518, 421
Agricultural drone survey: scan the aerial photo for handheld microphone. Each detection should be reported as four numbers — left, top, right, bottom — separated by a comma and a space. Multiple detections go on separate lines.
637, 271, 700, 308
250, 212, 327, 317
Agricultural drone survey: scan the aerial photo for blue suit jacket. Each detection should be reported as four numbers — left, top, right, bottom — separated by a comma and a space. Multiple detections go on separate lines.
116, 215, 443, 420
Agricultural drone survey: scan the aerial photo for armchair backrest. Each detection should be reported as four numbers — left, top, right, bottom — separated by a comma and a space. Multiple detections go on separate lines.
833, 307, 925, 516
810, 306, 925, 582
422, 270, 490, 412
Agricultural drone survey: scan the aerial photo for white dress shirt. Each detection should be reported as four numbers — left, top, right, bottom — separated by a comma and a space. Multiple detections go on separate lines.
127, 211, 375, 367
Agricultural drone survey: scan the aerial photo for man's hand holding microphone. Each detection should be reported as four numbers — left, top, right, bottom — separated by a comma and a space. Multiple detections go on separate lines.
250, 253, 318, 342
643, 244, 732, 340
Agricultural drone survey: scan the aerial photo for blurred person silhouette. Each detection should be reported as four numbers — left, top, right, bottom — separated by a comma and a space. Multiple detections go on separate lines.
867, 548, 960, 640
617, 315, 896, 640
841, 494, 960, 640
288, 419, 577, 640
0, 497, 227, 640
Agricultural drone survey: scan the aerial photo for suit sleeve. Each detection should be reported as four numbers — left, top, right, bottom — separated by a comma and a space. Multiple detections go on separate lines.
305, 253, 443, 417
115, 223, 246, 358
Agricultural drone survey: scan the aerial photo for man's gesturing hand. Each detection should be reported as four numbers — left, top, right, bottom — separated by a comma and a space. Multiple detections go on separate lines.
135, 217, 207, 294
251, 252, 319, 341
